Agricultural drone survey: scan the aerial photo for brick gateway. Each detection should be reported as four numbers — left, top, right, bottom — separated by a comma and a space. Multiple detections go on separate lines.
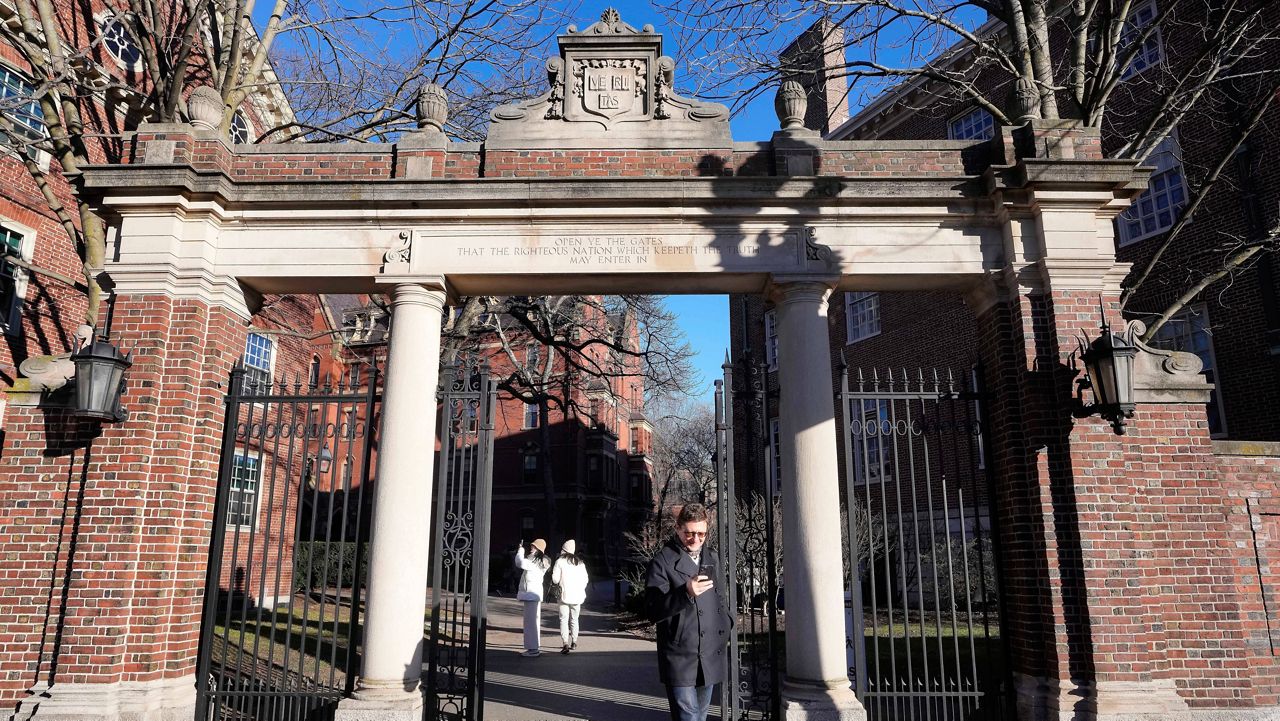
1, 12, 1278, 721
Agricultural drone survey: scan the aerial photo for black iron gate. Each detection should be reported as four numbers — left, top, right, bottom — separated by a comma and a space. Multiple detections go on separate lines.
715, 355, 781, 721
196, 365, 381, 720
424, 364, 497, 721
839, 364, 1012, 721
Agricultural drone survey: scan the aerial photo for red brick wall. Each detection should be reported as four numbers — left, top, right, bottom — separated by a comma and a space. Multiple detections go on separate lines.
0, 294, 247, 708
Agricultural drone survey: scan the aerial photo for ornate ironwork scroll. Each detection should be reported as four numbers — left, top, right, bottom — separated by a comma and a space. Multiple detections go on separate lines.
426, 364, 497, 721
717, 353, 781, 720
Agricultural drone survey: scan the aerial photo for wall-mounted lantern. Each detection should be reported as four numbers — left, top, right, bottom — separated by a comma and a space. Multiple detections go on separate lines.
1074, 314, 1138, 435
71, 335, 131, 421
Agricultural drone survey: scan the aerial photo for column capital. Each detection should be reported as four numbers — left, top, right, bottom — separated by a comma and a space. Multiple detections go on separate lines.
387, 280, 447, 310
766, 274, 839, 305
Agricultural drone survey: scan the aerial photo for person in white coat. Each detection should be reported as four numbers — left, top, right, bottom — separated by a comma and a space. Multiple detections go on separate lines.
551, 539, 590, 654
515, 538, 551, 657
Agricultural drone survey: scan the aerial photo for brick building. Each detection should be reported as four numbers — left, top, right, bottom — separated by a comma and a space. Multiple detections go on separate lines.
0, 9, 1277, 721
758, 2, 1280, 444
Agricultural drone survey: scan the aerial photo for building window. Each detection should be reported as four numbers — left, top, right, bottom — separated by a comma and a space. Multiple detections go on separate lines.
521, 511, 535, 533
845, 292, 881, 344
1148, 304, 1226, 436
101, 15, 143, 69
768, 417, 782, 497
523, 402, 540, 429
1120, 0, 1162, 78
850, 399, 893, 484
0, 223, 32, 336
764, 309, 779, 370
230, 109, 252, 144
308, 355, 321, 388
1118, 136, 1185, 246
243, 332, 275, 389
948, 107, 995, 141
228, 453, 261, 527
0, 65, 46, 157
525, 343, 541, 374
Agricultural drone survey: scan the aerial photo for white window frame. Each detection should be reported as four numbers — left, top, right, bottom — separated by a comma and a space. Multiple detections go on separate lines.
1118, 136, 1185, 246
98, 13, 144, 71
845, 292, 881, 344
243, 332, 275, 389
0, 218, 35, 337
947, 107, 995, 141
0, 62, 50, 169
525, 342, 541, 374
1148, 303, 1227, 437
764, 309, 779, 370
768, 417, 782, 497
227, 451, 262, 528
850, 399, 892, 485
230, 109, 253, 144
523, 401, 540, 430
1119, 0, 1162, 79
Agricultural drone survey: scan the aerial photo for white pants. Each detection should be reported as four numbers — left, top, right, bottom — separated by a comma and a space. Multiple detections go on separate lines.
559, 603, 581, 645
522, 600, 541, 652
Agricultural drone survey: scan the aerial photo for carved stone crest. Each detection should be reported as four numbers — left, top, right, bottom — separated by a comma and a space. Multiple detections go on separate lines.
486, 9, 730, 149
571, 58, 647, 124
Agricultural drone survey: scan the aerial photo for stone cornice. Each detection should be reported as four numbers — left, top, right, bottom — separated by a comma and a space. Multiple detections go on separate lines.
80, 165, 986, 209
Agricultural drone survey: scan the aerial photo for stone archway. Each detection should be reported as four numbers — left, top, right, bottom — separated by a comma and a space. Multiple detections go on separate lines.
6, 11, 1249, 721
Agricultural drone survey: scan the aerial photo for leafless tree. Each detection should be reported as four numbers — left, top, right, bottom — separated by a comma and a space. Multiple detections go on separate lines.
0, 0, 569, 327
440, 294, 697, 537
662, 0, 1280, 339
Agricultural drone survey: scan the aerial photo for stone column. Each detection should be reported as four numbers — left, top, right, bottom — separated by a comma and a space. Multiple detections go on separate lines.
770, 278, 865, 721
340, 282, 445, 719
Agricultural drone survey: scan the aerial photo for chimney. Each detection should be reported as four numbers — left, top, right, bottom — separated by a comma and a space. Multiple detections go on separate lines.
779, 18, 849, 135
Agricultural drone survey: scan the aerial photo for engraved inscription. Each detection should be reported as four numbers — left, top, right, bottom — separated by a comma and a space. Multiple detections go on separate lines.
450, 235, 766, 267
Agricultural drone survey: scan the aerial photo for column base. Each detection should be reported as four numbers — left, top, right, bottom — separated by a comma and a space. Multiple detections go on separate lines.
781, 679, 866, 721
1015, 674, 1206, 721
333, 685, 425, 721
12, 676, 195, 721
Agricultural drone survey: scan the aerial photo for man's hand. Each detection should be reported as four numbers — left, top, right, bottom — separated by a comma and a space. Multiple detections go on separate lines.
686, 575, 714, 599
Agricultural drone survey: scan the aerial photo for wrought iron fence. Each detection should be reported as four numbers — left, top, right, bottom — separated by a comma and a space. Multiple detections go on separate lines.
425, 364, 497, 721
840, 365, 1012, 721
196, 365, 381, 721
717, 355, 781, 721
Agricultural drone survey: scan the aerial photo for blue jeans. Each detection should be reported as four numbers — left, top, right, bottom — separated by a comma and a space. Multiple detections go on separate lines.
665, 684, 714, 721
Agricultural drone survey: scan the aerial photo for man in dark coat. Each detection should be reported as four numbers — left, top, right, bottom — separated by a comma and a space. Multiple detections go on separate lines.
645, 503, 733, 721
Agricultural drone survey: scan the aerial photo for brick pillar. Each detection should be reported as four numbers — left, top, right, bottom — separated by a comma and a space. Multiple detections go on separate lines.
970, 156, 1278, 716
0, 292, 248, 720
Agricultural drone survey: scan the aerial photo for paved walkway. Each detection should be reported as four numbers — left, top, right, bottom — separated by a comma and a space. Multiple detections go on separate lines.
480, 595, 678, 721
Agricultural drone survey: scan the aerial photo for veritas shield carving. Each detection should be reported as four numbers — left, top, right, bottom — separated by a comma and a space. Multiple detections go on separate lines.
574, 59, 646, 122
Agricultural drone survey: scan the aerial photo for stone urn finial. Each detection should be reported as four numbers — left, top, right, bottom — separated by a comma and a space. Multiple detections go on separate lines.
1008, 76, 1042, 124
186, 86, 225, 130
416, 83, 448, 131
775, 80, 808, 131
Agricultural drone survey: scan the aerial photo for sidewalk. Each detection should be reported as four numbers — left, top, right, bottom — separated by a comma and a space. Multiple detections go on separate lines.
480, 595, 675, 721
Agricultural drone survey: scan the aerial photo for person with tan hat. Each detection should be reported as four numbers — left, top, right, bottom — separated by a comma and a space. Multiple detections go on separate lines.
551, 539, 589, 654
514, 538, 551, 657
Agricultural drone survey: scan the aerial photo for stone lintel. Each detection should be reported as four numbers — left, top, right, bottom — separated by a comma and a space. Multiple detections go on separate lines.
1213, 440, 1280, 457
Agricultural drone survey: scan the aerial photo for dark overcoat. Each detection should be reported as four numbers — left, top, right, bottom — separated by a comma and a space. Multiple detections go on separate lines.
644, 537, 733, 687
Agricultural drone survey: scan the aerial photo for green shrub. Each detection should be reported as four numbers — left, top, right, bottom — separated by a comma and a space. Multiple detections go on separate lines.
293, 541, 368, 593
